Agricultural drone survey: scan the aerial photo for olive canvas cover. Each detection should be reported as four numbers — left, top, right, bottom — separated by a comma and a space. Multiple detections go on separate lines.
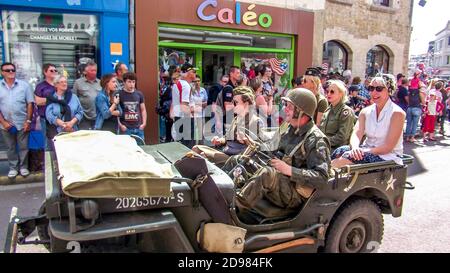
53, 130, 173, 198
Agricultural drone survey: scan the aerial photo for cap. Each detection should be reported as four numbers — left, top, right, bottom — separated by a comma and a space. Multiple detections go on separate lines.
396, 73, 405, 80
349, 85, 360, 92
305, 67, 321, 77
180, 63, 198, 73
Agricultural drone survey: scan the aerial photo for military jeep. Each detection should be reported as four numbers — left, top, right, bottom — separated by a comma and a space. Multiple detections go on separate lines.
4, 132, 414, 253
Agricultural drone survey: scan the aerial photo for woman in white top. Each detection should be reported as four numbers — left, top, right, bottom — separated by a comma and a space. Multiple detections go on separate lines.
331, 76, 406, 167
190, 75, 208, 145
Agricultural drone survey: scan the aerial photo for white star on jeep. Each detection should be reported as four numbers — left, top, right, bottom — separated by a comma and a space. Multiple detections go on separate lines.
386, 175, 397, 191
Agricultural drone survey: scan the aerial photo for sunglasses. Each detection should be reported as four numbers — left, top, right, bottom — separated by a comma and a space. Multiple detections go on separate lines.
172, 78, 179, 81
48, 69, 58, 73
368, 86, 385, 92
2, 69, 16, 73
327, 90, 336, 95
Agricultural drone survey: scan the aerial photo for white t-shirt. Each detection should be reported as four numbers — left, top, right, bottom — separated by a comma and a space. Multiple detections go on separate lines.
171, 80, 192, 117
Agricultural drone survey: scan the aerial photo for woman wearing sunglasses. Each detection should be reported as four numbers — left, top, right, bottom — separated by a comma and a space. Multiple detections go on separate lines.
331, 77, 405, 167
319, 80, 356, 153
303, 68, 328, 126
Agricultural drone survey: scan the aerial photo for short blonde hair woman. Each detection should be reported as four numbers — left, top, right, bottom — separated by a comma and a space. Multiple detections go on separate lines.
319, 80, 356, 151
303, 68, 328, 126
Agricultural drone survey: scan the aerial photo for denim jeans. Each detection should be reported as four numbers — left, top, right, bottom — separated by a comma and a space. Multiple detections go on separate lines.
124, 128, 145, 143
405, 107, 422, 137
0, 129, 30, 171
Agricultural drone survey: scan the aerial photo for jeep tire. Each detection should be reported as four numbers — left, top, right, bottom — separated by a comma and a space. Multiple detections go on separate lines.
324, 198, 384, 253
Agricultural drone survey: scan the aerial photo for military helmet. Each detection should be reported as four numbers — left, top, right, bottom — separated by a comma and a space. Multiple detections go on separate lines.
282, 88, 317, 118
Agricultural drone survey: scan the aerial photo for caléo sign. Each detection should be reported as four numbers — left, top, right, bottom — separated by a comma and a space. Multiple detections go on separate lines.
197, 0, 273, 28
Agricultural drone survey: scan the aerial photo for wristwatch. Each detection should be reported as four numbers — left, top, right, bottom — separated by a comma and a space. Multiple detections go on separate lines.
26, 120, 32, 124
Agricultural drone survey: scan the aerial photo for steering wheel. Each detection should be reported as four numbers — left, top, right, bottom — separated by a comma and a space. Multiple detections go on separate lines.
239, 127, 272, 153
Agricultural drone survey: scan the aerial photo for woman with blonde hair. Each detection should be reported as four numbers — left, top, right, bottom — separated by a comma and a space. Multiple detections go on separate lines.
303, 67, 328, 125
319, 80, 356, 153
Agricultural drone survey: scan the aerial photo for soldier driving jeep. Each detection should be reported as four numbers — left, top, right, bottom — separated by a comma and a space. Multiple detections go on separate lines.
236, 88, 332, 213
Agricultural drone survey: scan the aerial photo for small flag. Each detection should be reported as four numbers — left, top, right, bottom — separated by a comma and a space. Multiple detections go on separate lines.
269, 58, 288, 76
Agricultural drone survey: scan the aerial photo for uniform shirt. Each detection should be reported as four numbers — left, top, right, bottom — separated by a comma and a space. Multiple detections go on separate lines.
72, 77, 101, 121
34, 80, 55, 117
278, 121, 331, 189
319, 102, 356, 149
45, 92, 84, 133
314, 93, 328, 122
224, 111, 265, 142
0, 79, 34, 130
171, 80, 191, 117
119, 89, 145, 129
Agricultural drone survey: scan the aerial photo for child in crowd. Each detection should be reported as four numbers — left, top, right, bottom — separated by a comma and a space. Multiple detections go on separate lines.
422, 90, 444, 141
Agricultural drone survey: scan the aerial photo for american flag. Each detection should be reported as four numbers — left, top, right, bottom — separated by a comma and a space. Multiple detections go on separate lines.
269, 58, 288, 76
321, 63, 329, 74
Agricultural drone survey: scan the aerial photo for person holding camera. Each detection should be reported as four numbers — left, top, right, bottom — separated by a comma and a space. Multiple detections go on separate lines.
94, 74, 122, 133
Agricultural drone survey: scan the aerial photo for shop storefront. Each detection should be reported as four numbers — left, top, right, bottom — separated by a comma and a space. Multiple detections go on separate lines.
0, 0, 129, 88
135, 0, 315, 143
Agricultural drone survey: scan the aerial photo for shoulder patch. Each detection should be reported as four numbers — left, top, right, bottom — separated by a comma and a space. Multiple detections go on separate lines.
342, 109, 350, 117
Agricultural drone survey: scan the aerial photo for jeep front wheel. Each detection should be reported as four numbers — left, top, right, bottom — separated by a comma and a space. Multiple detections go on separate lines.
324, 199, 383, 253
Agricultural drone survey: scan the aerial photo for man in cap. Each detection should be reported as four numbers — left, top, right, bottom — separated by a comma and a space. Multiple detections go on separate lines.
236, 88, 331, 212
192, 86, 264, 166
171, 63, 198, 147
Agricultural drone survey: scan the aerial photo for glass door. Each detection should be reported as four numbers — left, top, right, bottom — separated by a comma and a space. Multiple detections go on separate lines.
202, 50, 234, 89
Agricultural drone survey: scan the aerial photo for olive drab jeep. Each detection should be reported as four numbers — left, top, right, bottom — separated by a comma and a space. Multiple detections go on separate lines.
3, 131, 414, 253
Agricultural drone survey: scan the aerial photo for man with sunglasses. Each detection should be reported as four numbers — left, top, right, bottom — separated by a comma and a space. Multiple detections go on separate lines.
236, 89, 331, 213
35, 63, 58, 150
0, 62, 35, 178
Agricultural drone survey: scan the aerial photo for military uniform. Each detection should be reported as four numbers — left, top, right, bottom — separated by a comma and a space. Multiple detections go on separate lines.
314, 93, 328, 123
237, 120, 331, 210
319, 102, 356, 151
193, 112, 264, 165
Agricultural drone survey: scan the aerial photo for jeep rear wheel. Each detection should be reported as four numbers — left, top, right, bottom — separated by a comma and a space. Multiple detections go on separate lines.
324, 199, 383, 253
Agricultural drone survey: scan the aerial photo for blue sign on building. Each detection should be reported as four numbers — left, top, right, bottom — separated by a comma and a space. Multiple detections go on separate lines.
0, 0, 129, 85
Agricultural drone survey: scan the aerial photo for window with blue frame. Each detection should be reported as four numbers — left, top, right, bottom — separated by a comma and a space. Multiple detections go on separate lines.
1, 10, 99, 88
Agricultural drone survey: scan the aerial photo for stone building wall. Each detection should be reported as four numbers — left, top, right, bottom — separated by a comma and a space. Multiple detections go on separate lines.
323, 0, 413, 78
236, 0, 413, 77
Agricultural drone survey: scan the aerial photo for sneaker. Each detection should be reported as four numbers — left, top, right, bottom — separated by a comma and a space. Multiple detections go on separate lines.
19, 168, 30, 177
7, 169, 18, 179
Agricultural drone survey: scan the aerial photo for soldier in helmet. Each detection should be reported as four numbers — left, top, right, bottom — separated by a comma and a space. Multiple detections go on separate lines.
236, 88, 331, 212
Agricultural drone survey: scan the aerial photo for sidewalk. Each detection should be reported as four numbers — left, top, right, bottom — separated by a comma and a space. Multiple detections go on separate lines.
0, 151, 44, 186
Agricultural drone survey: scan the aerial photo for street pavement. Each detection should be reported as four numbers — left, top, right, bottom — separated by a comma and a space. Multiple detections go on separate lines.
1, 126, 450, 253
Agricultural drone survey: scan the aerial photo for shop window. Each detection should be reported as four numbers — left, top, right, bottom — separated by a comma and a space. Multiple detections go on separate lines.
1, 10, 99, 88
241, 52, 291, 92
366, 45, 390, 77
373, 0, 390, 7
159, 47, 195, 74
322, 41, 348, 74
158, 26, 291, 50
